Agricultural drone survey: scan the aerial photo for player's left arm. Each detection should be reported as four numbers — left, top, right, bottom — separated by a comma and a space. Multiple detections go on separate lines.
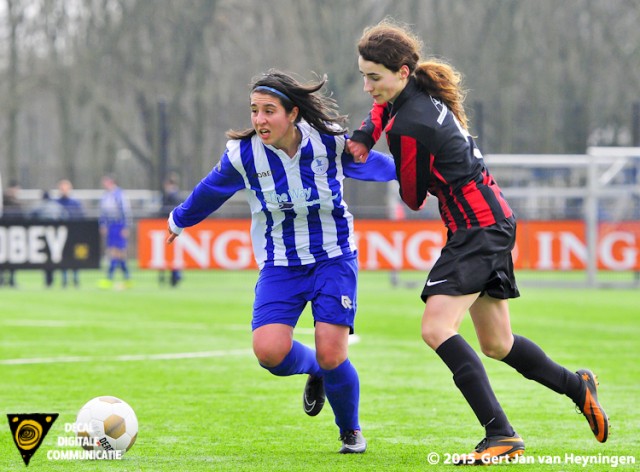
341, 149, 397, 182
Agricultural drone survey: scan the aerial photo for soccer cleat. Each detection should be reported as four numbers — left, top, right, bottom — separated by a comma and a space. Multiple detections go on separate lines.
574, 369, 609, 443
303, 375, 325, 416
339, 430, 367, 454
453, 433, 524, 466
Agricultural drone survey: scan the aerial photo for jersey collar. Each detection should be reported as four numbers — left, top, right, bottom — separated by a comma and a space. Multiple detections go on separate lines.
389, 76, 420, 116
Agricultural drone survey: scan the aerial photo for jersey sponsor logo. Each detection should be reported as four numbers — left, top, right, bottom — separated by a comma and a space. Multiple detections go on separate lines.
278, 202, 295, 211
426, 278, 447, 286
253, 170, 272, 178
265, 188, 339, 211
311, 157, 329, 175
265, 188, 312, 205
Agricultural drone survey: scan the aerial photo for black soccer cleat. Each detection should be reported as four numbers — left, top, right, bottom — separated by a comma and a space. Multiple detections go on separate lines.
574, 369, 609, 443
339, 430, 367, 454
453, 433, 524, 465
303, 374, 325, 416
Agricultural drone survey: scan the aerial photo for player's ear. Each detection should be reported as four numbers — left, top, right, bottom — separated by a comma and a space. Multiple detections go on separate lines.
289, 106, 300, 124
399, 65, 410, 80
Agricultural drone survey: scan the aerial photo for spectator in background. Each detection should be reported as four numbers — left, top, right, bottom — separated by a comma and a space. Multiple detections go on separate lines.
30, 190, 69, 287
57, 179, 85, 287
30, 190, 68, 220
99, 175, 132, 289
159, 175, 183, 287
1, 180, 23, 288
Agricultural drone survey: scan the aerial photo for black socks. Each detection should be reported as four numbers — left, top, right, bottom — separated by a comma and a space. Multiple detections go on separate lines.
501, 334, 582, 401
436, 334, 515, 437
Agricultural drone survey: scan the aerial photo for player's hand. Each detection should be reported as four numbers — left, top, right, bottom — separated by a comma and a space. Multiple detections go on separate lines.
167, 230, 179, 244
346, 139, 370, 164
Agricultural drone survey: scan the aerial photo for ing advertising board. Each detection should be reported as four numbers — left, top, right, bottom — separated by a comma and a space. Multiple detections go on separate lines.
138, 219, 640, 271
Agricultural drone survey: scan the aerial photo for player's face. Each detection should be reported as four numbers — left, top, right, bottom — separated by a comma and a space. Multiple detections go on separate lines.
358, 57, 409, 105
250, 93, 299, 151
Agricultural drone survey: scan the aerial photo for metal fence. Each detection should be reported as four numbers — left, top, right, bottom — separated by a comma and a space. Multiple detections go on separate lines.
5, 147, 639, 288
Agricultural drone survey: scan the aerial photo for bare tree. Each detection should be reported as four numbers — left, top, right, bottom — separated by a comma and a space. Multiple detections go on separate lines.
3, 0, 23, 183
1, 0, 639, 190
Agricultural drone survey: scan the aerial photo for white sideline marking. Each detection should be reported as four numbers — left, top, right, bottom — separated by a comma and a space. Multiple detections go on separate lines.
3, 320, 73, 327
2, 338, 362, 365
0, 349, 254, 365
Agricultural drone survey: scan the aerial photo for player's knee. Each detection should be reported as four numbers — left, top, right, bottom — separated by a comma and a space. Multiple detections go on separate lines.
479, 341, 511, 360
253, 342, 288, 368
421, 324, 447, 350
315, 349, 346, 370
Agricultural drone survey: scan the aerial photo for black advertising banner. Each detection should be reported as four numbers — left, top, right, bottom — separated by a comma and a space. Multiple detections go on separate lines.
0, 220, 100, 269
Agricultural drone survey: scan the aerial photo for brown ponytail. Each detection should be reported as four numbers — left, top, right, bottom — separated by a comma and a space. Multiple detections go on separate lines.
414, 61, 469, 129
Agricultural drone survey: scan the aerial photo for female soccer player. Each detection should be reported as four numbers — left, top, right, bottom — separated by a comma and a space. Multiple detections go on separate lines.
347, 19, 609, 464
99, 175, 132, 288
167, 70, 396, 453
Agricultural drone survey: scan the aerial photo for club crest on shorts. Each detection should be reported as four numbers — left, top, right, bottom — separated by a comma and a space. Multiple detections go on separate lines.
311, 157, 329, 175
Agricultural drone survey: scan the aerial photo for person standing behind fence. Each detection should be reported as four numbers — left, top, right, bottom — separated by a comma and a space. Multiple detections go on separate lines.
1, 180, 23, 288
347, 19, 609, 464
57, 179, 85, 287
99, 175, 132, 289
30, 190, 69, 287
159, 176, 183, 287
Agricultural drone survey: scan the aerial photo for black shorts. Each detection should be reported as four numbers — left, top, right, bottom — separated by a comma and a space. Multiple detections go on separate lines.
420, 216, 520, 302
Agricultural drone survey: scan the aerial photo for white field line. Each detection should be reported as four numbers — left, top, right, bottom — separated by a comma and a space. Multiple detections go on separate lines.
0, 324, 361, 365
2, 319, 216, 329
3, 320, 76, 327
2, 322, 360, 342
0, 349, 254, 365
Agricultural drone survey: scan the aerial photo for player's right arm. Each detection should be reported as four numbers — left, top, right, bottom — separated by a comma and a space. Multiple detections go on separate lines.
347, 102, 391, 162
167, 150, 245, 243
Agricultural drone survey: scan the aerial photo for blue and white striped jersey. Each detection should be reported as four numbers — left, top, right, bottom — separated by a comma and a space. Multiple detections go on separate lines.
99, 187, 131, 227
171, 121, 396, 268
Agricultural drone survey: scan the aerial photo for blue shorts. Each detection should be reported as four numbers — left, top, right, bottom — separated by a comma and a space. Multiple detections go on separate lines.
106, 223, 128, 250
252, 254, 358, 333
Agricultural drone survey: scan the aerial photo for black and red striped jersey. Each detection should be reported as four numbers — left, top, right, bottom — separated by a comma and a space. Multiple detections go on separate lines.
351, 77, 513, 233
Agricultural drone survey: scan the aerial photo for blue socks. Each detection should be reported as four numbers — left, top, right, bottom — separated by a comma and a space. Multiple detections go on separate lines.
321, 359, 360, 434
108, 259, 118, 279
120, 260, 130, 279
264, 340, 320, 377
263, 343, 361, 433
107, 259, 130, 280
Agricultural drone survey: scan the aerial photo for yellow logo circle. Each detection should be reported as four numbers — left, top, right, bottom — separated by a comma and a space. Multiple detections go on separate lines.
15, 420, 43, 451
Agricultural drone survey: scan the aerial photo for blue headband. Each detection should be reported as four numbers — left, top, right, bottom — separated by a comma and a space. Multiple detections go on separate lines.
252, 86, 292, 103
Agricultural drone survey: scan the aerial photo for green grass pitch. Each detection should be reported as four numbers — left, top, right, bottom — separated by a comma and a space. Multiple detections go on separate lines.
1, 269, 638, 471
